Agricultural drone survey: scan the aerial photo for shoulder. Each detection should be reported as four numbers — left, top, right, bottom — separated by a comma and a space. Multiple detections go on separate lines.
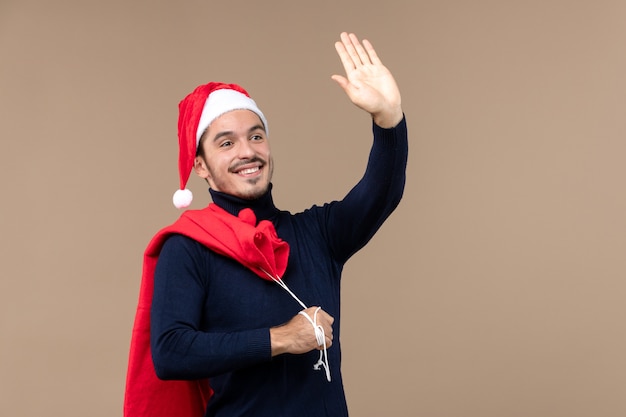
161, 232, 201, 249
158, 233, 210, 265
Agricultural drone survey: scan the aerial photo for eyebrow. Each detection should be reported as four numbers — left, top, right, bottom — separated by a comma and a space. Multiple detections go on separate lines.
212, 124, 266, 143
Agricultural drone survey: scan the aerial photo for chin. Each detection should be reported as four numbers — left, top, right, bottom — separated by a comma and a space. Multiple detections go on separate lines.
238, 184, 270, 200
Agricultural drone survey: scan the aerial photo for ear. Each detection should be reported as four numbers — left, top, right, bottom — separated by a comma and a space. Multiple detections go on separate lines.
193, 156, 211, 180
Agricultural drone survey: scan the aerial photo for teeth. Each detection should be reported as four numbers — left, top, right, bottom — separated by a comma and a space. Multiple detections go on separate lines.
239, 167, 259, 175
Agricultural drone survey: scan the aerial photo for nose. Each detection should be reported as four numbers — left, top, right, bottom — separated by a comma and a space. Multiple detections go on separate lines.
237, 138, 255, 159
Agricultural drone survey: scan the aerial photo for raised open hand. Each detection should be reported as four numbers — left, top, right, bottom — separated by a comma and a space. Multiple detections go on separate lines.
331, 32, 403, 128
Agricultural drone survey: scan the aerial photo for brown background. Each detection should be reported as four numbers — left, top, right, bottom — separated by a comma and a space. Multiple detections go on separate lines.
1, 1, 625, 416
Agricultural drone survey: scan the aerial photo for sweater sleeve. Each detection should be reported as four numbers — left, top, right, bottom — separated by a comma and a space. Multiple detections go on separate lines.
325, 116, 408, 263
150, 234, 272, 380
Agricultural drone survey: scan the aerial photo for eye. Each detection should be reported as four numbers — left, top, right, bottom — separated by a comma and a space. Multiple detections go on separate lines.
250, 134, 263, 141
219, 140, 233, 148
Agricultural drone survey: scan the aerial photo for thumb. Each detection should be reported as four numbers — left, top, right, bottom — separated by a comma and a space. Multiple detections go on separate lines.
331, 74, 349, 91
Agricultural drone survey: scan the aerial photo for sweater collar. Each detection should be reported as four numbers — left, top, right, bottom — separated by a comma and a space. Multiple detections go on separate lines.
209, 183, 279, 221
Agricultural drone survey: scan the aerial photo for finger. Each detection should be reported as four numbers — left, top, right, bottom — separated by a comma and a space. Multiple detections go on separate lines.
320, 312, 333, 326
334, 40, 356, 74
349, 33, 372, 66
318, 335, 332, 350
321, 310, 335, 326
341, 32, 363, 67
362, 39, 382, 66
330, 74, 349, 90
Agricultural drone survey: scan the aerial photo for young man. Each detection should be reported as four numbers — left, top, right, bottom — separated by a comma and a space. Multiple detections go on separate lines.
125, 32, 407, 417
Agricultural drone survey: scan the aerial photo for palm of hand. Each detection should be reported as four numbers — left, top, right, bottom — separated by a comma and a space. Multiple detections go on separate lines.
343, 63, 400, 117
332, 33, 402, 128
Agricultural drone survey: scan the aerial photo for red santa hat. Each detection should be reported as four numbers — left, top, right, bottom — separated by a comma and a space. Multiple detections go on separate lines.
173, 82, 268, 208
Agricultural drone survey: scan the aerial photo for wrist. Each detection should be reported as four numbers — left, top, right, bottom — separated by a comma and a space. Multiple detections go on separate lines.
372, 107, 403, 129
269, 326, 290, 357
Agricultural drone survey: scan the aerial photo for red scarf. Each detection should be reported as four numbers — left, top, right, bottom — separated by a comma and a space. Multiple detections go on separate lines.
124, 204, 289, 417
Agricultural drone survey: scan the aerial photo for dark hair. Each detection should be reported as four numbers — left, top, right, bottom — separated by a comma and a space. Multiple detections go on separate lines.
195, 131, 211, 184
196, 130, 208, 159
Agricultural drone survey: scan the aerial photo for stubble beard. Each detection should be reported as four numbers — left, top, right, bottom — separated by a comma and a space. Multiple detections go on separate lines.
211, 156, 274, 200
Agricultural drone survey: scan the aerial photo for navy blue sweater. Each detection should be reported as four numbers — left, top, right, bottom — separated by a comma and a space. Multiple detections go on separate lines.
151, 117, 408, 417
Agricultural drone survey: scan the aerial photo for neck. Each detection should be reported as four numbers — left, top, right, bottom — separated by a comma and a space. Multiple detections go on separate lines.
209, 184, 278, 221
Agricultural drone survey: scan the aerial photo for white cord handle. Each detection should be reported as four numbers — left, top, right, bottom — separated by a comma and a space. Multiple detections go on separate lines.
299, 307, 331, 382
261, 268, 332, 382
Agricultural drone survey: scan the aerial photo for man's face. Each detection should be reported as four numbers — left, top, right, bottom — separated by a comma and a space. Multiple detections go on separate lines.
194, 109, 273, 200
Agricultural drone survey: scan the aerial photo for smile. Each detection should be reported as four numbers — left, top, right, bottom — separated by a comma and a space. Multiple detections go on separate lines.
237, 166, 261, 175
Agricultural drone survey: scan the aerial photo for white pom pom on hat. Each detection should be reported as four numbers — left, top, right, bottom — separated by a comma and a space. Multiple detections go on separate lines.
172, 188, 193, 209
173, 82, 268, 208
